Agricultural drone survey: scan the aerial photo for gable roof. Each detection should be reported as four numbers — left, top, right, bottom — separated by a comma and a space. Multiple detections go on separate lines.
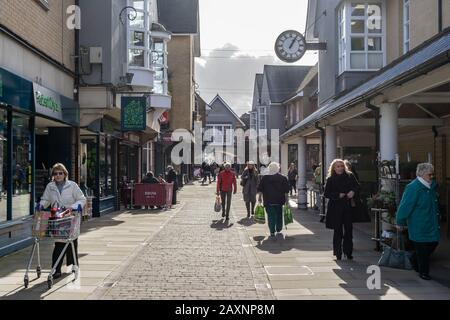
209, 95, 246, 126
263, 65, 313, 103
256, 74, 264, 97
157, 0, 199, 34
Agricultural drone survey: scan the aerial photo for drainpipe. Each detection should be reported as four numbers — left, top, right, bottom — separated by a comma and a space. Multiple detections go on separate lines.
315, 122, 326, 220
366, 101, 380, 192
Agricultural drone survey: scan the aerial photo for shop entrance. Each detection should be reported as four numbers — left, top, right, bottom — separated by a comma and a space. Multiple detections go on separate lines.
35, 117, 73, 203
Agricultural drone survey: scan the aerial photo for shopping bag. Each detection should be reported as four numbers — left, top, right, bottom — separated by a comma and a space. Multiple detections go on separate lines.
378, 231, 412, 270
214, 196, 222, 213
283, 205, 293, 228
253, 204, 266, 224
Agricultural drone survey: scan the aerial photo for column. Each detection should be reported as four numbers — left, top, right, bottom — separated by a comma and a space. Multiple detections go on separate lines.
325, 125, 337, 169
297, 137, 307, 210
379, 103, 398, 161
281, 143, 289, 176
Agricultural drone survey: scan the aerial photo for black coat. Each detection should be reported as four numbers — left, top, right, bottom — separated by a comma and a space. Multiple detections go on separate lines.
166, 169, 178, 191
324, 172, 360, 229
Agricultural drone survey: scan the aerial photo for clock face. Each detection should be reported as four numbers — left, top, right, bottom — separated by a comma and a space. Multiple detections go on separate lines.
275, 30, 307, 63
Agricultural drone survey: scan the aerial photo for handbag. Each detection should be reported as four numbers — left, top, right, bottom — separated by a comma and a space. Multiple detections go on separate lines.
253, 204, 266, 224
378, 231, 412, 270
283, 205, 293, 228
214, 196, 222, 213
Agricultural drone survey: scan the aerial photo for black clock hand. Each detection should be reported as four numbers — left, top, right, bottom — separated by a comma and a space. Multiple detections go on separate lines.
289, 37, 298, 49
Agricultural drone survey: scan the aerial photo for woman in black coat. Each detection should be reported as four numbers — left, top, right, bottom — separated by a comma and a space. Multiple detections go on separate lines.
166, 166, 179, 205
324, 159, 360, 260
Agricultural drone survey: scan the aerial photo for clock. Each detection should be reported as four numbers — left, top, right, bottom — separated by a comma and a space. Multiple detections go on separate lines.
275, 30, 307, 63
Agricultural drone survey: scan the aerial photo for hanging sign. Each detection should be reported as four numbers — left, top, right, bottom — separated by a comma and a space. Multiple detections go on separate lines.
121, 96, 147, 131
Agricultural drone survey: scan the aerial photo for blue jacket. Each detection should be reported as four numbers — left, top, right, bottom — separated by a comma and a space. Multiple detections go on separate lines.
396, 178, 440, 243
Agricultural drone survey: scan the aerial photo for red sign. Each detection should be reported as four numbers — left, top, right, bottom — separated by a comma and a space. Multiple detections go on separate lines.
159, 111, 169, 124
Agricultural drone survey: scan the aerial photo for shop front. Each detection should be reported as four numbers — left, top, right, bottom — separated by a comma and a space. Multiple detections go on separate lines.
0, 67, 80, 256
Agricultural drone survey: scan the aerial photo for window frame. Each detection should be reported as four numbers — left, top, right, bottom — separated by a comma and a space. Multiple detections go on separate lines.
403, 0, 410, 53
258, 106, 267, 131
127, 0, 152, 70
338, 1, 386, 74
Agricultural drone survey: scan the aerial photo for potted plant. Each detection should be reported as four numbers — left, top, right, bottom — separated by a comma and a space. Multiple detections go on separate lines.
367, 190, 397, 230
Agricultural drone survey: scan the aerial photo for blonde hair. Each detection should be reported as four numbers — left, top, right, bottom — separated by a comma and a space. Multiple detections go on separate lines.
51, 163, 69, 181
327, 159, 351, 178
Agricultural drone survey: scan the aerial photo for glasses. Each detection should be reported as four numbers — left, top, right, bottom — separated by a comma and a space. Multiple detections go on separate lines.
53, 172, 65, 176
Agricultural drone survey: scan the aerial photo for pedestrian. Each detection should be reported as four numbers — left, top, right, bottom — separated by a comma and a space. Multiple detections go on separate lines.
40, 163, 86, 279
166, 165, 179, 205
211, 162, 218, 182
13, 164, 25, 195
241, 161, 259, 218
257, 162, 290, 238
216, 162, 237, 221
287, 163, 298, 196
324, 159, 360, 260
202, 162, 212, 184
396, 163, 440, 280
344, 160, 359, 182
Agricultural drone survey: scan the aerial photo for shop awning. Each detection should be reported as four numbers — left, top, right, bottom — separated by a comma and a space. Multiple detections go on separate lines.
281, 27, 450, 140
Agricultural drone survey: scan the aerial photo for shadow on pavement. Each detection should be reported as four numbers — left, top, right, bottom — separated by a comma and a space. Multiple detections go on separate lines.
252, 232, 331, 254
210, 219, 234, 230
236, 217, 256, 227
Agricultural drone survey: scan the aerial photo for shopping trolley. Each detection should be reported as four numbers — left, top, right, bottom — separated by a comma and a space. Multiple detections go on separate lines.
24, 205, 82, 290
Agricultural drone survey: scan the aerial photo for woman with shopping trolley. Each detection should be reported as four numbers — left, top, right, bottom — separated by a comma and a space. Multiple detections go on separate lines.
40, 163, 86, 279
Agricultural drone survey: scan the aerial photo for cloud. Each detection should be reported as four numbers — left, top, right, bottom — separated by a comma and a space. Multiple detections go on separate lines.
195, 44, 280, 117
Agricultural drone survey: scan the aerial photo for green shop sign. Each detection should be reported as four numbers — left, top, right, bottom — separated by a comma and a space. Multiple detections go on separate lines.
33, 83, 63, 121
121, 97, 147, 131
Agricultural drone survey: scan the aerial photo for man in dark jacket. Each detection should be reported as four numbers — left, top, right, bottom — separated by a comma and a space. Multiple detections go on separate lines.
216, 162, 237, 221
166, 166, 179, 205
257, 162, 290, 237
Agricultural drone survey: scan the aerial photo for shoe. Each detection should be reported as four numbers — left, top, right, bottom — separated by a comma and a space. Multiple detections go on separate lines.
222, 213, 225, 218
336, 255, 342, 261
345, 254, 353, 260
53, 272, 62, 279
420, 274, 432, 280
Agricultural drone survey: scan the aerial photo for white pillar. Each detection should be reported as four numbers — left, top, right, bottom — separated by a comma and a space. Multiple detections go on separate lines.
297, 137, 307, 210
281, 143, 289, 176
325, 126, 337, 169
379, 103, 398, 161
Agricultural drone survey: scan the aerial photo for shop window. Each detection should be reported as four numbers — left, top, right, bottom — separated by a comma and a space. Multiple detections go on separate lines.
99, 136, 106, 197
12, 113, 31, 220
0, 109, 7, 222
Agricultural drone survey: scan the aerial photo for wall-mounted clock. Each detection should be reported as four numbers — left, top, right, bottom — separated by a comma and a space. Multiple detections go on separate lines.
275, 30, 307, 63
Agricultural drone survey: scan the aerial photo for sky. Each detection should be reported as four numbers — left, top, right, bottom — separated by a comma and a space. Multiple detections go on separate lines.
195, 0, 317, 117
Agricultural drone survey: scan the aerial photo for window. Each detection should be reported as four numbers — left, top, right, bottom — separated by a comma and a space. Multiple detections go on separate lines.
0, 109, 6, 222
338, 1, 385, 73
128, 0, 152, 69
151, 39, 169, 95
258, 107, 267, 130
403, 0, 410, 53
204, 125, 233, 145
250, 112, 257, 131
12, 113, 31, 220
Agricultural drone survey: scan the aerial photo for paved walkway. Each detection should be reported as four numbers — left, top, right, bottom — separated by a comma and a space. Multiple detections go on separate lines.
0, 181, 449, 300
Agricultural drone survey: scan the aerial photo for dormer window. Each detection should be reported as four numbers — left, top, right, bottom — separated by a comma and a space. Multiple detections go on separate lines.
338, 1, 386, 74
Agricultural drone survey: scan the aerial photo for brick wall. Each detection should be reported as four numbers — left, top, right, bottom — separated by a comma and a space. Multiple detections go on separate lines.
168, 36, 194, 131
0, 0, 75, 71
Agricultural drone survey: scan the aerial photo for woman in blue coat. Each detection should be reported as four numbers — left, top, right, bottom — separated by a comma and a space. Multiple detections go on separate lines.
396, 163, 440, 280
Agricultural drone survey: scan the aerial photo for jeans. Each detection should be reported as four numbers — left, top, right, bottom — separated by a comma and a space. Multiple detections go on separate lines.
266, 205, 283, 234
52, 239, 78, 273
220, 191, 232, 218
410, 241, 438, 276
245, 201, 256, 217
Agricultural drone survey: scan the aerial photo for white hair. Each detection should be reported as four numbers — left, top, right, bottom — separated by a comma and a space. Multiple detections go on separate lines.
268, 162, 281, 175
416, 163, 434, 177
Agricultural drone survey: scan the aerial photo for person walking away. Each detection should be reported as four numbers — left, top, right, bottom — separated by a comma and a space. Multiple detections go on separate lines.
396, 163, 440, 280
216, 162, 237, 221
211, 162, 218, 182
241, 161, 259, 218
166, 166, 179, 205
324, 159, 359, 260
202, 162, 212, 184
142, 172, 159, 209
287, 163, 298, 196
40, 163, 86, 279
257, 162, 290, 238
344, 160, 359, 182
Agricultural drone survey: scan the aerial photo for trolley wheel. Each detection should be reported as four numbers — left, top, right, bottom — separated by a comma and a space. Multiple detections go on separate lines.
36, 266, 42, 278
24, 276, 29, 288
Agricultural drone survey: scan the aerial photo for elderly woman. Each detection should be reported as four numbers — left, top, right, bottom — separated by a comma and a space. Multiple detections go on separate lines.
396, 163, 440, 280
324, 159, 360, 260
257, 162, 290, 237
40, 163, 86, 279
241, 161, 259, 218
